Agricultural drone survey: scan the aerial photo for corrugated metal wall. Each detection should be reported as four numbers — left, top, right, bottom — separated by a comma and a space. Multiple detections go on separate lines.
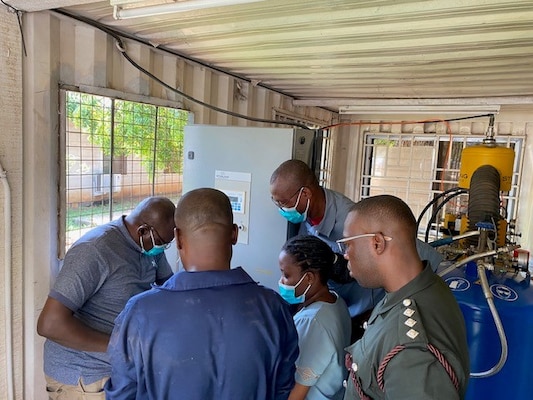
54, 12, 334, 127
18, 10, 335, 400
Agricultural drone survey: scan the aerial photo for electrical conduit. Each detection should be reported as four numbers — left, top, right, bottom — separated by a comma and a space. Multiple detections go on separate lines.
0, 161, 14, 400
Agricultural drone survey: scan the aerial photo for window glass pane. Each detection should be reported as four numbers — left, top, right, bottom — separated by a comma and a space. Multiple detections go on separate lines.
63, 91, 187, 254
361, 133, 523, 243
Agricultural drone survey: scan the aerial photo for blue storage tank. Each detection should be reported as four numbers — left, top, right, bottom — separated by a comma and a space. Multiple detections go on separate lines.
442, 264, 533, 399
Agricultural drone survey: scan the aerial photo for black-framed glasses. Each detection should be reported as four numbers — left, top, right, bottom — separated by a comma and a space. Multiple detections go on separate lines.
336, 233, 392, 254
271, 186, 304, 209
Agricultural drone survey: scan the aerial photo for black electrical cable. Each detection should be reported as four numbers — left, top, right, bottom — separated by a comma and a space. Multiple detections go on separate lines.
117, 45, 311, 129
52, 9, 311, 130
423, 114, 497, 124
54, 9, 293, 99
1, 0, 27, 56
416, 186, 465, 229
54, 9, 500, 131
424, 189, 468, 243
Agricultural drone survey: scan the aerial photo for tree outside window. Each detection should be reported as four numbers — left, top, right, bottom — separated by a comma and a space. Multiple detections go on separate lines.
62, 91, 187, 255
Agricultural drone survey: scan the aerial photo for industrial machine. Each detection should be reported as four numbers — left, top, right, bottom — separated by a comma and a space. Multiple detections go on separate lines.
420, 116, 531, 399
180, 121, 532, 398
181, 125, 321, 291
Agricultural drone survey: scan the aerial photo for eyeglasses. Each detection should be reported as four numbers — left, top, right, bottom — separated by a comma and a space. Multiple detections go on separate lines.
336, 233, 392, 254
271, 186, 304, 210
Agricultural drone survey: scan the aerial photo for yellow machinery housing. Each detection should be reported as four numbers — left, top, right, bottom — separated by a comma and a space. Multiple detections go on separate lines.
458, 145, 515, 191
457, 144, 514, 247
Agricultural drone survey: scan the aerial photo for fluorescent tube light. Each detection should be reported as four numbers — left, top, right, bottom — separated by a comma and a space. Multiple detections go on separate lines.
113, 0, 264, 20
338, 104, 501, 115
111, 0, 148, 5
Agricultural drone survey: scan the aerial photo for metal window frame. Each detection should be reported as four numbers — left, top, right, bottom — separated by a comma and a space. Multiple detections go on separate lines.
361, 132, 524, 242
59, 89, 187, 257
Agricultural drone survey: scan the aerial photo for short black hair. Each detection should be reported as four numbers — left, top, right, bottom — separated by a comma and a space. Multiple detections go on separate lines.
281, 235, 336, 284
351, 194, 417, 239
270, 159, 318, 187
175, 188, 233, 234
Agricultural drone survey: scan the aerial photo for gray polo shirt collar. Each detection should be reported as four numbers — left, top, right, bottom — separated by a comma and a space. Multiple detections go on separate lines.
305, 188, 336, 237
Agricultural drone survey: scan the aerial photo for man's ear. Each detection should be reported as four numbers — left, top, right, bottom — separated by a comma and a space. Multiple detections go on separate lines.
137, 224, 149, 237
373, 233, 387, 255
174, 227, 183, 249
301, 186, 312, 199
231, 224, 239, 245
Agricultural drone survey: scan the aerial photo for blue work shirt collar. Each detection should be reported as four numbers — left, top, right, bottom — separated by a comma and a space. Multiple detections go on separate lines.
157, 266, 256, 292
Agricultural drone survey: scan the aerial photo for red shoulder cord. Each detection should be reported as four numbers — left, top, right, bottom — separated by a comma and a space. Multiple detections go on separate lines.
346, 343, 459, 399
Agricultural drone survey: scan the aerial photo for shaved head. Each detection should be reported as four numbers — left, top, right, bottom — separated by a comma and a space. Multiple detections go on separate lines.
175, 188, 233, 233
174, 188, 237, 272
125, 196, 176, 244
270, 159, 318, 189
129, 196, 176, 227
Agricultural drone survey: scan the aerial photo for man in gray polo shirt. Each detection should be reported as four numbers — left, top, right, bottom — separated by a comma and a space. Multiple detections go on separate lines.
37, 196, 176, 400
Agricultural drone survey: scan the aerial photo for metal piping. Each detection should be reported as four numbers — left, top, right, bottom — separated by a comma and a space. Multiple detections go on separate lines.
438, 249, 498, 278
470, 263, 508, 378
429, 230, 480, 248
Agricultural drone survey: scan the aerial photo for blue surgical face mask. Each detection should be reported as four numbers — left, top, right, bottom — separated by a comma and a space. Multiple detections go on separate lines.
140, 229, 167, 257
278, 188, 310, 224
278, 273, 311, 305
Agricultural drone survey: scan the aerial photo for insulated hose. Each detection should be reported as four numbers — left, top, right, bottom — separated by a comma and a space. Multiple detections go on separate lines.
416, 186, 464, 231
438, 248, 516, 379
429, 230, 480, 248
467, 165, 501, 246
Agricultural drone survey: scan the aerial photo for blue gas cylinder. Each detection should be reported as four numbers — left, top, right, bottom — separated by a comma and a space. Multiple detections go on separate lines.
442, 264, 533, 400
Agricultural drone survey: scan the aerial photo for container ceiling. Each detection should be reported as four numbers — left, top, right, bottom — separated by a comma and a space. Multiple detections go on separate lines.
5, 0, 533, 111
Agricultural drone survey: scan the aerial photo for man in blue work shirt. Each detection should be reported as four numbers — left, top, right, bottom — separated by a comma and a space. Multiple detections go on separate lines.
270, 159, 442, 340
105, 188, 299, 400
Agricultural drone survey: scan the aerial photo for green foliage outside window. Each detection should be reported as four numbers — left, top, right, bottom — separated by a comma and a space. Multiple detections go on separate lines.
66, 92, 186, 174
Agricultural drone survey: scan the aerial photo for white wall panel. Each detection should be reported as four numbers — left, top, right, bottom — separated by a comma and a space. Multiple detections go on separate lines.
0, 6, 23, 400
22, 12, 62, 400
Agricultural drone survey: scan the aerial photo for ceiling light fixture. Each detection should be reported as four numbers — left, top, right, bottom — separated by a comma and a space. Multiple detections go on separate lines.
338, 104, 501, 115
112, 0, 264, 20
